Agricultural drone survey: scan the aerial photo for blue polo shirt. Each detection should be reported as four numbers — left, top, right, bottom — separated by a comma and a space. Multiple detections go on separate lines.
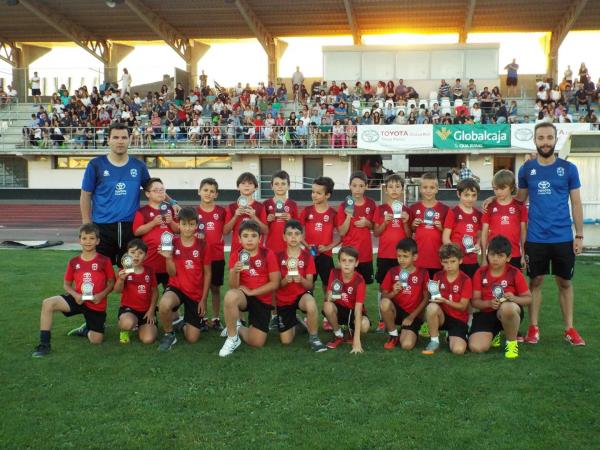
518, 157, 581, 243
81, 155, 150, 224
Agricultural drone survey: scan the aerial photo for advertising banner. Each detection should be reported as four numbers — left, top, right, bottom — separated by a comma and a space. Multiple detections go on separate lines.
357, 125, 433, 151
433, 124, 510, 149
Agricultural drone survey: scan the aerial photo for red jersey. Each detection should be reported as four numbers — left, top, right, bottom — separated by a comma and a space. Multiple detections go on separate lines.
196, 205, 226, 261
472, 265, 529, 313
133, 204, 176, 274
275, 249, 316, 306
433, 270, 472, 323
482, 199, 527, 258
225, 200, 268, 254
167, 236, 211, 301
374, 203, 412, 259
300, 205, 337, 256
336, 197, 377, 263
120, 266, 157, 313
326, 268, 366, 312
443, 205, 482, 265
228, 247, 279, 305
64, 253, 115, 312
410, 201, 449, 269
263, 198, 299, 254
380, 266, 429, 313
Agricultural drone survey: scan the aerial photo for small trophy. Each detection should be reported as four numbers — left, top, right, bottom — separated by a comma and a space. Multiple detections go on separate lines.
160, 231, 174, 252
159, 201, 170, 217
399, 269, 410, 288
275, 199, 285, 218
462, 235, 479, 254
239, 250, 251, 270
121, 254, 134, 274
392, 200, 403, 219
237, 195, 249, 211
344, 196, 355, 215
423, 208, 435, 225
287, 257, 299, 277
81, 281, 94, 302
331, 279, 343, 300
492, 285, 506, 303
428, 280, 442, 301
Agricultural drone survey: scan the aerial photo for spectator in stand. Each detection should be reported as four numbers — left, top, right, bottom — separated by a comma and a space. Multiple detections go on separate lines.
549, 84, 562, 103
406, 86, 419, 100
353, 81, 363, 100
395, 79, 408, 100
504, 58, 519, 97
7, 85, 17, 104
578, 62, 589, 83
0, 87, 7, 105
30, 71, 42, 105
119, 68, 132, 98
495, 100, 508, 123
438, 79, 451, 102
575, 84, 590, 112
386, 81, 395, 100
174, 82, 185, 106
459, 162, 476, 181
363, 81, 374, 101
564, 65, 573, 84
277, 83, 287, 102
451, 79, 463, 101
467, 79, 478, 100
479, 87, 493, 114
292, 66, 304, 89
584, 109, 598, 124
375, 81, 386, 99
536, 85, 549, 106
508, 100, 518, 122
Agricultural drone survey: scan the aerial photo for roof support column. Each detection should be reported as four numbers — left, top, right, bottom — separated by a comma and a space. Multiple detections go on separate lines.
12, 44, 52, 102
188, 40, 210, 90
103, 43, 134, 85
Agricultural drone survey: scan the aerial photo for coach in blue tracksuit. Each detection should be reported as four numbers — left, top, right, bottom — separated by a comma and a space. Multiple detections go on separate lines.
80, 122, 177, 265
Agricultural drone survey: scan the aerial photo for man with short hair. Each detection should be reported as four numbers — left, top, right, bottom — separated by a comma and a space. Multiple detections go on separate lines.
459, 162, 474, 181
30, 71, 41, 105
292, 66, 304, 89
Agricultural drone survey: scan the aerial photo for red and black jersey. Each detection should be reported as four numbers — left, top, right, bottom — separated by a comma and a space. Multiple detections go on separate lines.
335, 197, 377, 263
263, 198, 299, 254
167, 236, 211, 301
482, 199, 527, 258
225, 200, 268, 254
64, 253, 115, 312
444, 205, 482, 265
133, 204, 177, 274
300, 205, 337, 256
433, 270, 472, 323
120, 265, 157, 313
472, 265, 529, 313
374, 203, 412, 259
380, 266, 429, 313
196, 205, 226, 261
275, 249, 316, 306
410, 201, 449, 269
326, 268, 366, 312
228, 247, 279, 305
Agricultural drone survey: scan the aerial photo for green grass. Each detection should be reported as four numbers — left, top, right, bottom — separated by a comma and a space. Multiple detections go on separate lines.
1, 249, 599, 449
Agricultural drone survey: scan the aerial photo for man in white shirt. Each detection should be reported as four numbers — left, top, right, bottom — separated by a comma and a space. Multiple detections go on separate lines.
292, 66, 304, 88
30, 71, 41, 105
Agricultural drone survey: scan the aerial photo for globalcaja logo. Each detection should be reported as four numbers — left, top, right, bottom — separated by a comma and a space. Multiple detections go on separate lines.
436, 127, 452, 140
361, 129, 379, 143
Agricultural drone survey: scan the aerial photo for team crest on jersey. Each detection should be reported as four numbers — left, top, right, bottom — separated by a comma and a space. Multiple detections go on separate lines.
324, 215, 330, 222
127, 275, 133, 281
366, 207, 371, 214
193, 250, 199, 258
347, 287, 354, 294
284, 206, 290, 212
453, 285, 460, 293
458, 214, 463, 220
175, 249, 181, 255
92, 263, 98, 271
83, 272, 92, 282
308, 214, 314, 220
440, 283, 446, 289
130, 168, 138, 177
249, 268, 258, 276
137, 285, 146, 294
76, 264, 80, 270
255, 259, 262, 268
103, 170, 110, 176
150, 212, 154, 217
466, 224, 474, 233
509, 207, 516, 214
315, 222, 323, 231
281, 259, 286, 266
501, 215, 510, 225
501, 280, 508, 287
473, 216, 478, 223
145, 275, 150, 282
298, 260, 305, 268
185, 260, 194, 269
557, 167, 565, 177
207, 222, 215, 230
482, 278, 488, 285
530, 169, 536, 175
213, 213, 219, 220
412, 276, 418, 284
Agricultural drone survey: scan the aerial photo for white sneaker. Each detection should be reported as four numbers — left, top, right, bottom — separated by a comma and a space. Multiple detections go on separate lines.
220, 320, 242, 337
219, 336, 241, 357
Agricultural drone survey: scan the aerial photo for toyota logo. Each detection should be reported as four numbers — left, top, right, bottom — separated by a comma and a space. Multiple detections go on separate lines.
538, 181, 550, 189
116, 182, 126, 190
361, 129, 379, 142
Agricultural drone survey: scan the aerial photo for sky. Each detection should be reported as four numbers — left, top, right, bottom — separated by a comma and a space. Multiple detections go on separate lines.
0, 31, 598, 92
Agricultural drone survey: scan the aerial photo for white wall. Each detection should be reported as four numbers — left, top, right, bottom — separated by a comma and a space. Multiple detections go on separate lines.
323, 156, 350, 189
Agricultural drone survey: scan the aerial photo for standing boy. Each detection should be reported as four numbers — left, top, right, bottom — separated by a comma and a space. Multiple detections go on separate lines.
263, 170, 299, 255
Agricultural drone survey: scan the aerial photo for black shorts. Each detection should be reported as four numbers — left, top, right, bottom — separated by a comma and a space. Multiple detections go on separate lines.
509, 257, 522, 270
32, 88, 41, 95
210, 259, 225, 287
328, 303, 369, 332
164, 286, 204, 330
460, 263, 479, 279
155, 272, 169, 289
470, 306, 524, 336
277, 294, 309, 332
525, 241, 575, 280
357, 261, 374, 284
240, 293, 273, 333
95, 221, 135, 266
118, 306, 151, 326
440, 314, 468, 342
376, 257, 399, 284
392, 303, 422, 335
424, 268, 440, 279
61, 294, 106, 333
314, 254, 334, 286
506, 77, 518, 86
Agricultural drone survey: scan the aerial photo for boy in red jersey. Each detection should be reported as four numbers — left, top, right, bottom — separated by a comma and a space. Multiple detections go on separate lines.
223, 172, 268, 255
196, 177, 227, 331
422, 244, 471, 355
263, 170, 299, 255
373, 173, 411, 332
275, 220, 327, 352
32, 223, 115, 357
410, 173, 449, 279
442, 178, 482, 278
323, 246, 370, 353
114, 239, 158, 345
380, 238, 429, 351
469, 236, 532, 359
219, 221, 280, 357
157, 207, 212, 351
336, 170, 377, 284
481, 170, 527, 271
299, 176, 339, 330
132, 178, 179, 288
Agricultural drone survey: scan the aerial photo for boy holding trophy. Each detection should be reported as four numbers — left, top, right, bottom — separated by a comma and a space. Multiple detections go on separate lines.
263, 170, 299, 254
32, 224, 115, 357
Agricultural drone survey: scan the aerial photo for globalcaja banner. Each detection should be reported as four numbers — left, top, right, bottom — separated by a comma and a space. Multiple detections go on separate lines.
433, 124, 511, 149
357, 125, 433, 151
511, 123, 591, 151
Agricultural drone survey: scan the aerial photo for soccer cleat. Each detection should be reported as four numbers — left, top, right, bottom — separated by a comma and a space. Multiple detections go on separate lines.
173, 319, 186, 333
67, 323, 88, 337
322, 318, 333, 331
422, 340, 440, 355
310, 339, 328, 353
384, 335, 399, 350
564, 328, 586, 346
376, 321, 386, 334
505, 341, 519, 359
219, 336, 241, 357
32, 344, 51, 358
210, 318, 223, 331
220, 320, 242, 338
158, 333, 177, 352
269, 315, 279, 331
326, 335, 345, 349
119, 331, 130, 344
199, 318, 210, 332
524, 325, 540, 344
491, 332, 503, 348
172, 316, 184, 328
418, 322, 430, 338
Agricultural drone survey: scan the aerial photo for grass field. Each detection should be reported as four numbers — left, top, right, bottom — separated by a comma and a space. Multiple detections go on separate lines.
1, 249, 599, 449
